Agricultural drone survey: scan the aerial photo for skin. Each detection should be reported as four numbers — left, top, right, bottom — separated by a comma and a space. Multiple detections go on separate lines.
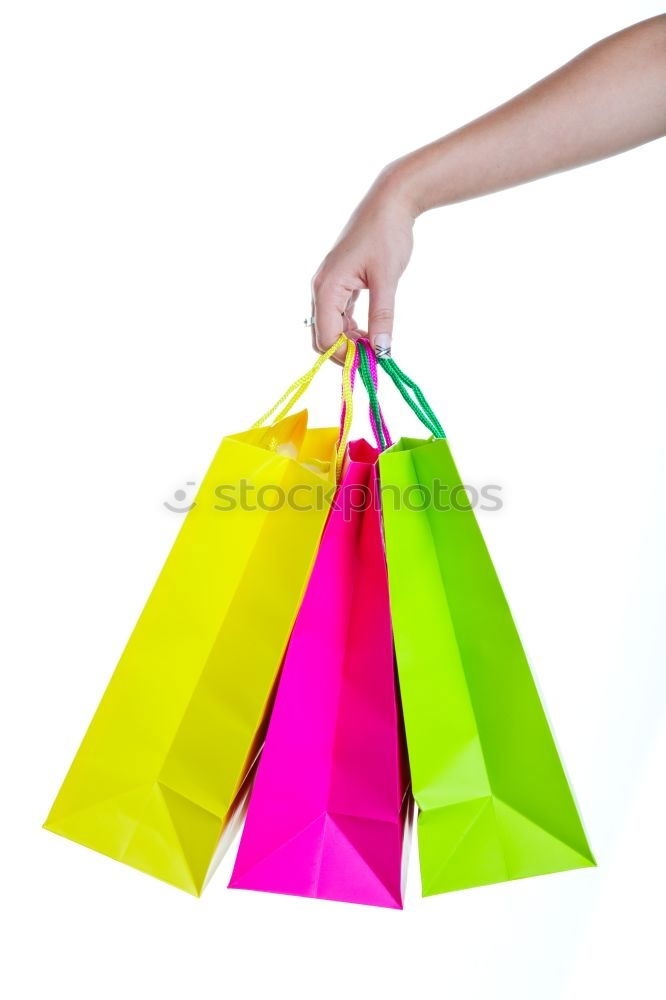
311, 15, 666, 360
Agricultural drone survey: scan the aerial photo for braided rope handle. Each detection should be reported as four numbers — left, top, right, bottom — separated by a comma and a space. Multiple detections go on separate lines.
252, 334, 355, 481
357, 341, 391, 450
252, 335, 347, 428
340, 338, 392, 452
377, 355, 446, 439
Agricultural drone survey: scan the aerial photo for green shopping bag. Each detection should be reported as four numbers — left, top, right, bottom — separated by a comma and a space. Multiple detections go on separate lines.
370, 357, 595, 896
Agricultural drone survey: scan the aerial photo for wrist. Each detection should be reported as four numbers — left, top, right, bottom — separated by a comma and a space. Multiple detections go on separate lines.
374, 151, 434, 219
367, 157, 423, 222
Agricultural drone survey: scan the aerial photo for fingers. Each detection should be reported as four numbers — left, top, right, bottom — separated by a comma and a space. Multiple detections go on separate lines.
368, 278, 396, 357
311, 274, 358, 363
342, 289, 360, 339
310, 269, 397, 364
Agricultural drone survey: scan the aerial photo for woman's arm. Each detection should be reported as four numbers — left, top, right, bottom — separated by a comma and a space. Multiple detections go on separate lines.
311, 15, 666, 357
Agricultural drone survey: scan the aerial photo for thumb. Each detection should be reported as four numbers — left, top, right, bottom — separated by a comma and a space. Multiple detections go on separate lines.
368, 279, 396, 357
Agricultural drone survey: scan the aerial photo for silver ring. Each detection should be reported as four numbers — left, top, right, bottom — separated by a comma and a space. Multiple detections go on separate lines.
375, 345, 392, 359
304, 316, 315, 327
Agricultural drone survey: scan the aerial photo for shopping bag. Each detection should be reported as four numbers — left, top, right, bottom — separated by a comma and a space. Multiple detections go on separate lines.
230, 350, 409, 908
373, 357, 595, 896
44, 338, 354, 895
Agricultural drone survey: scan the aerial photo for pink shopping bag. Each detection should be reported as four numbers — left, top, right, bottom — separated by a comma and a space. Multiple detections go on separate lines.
229, 437, 410, 908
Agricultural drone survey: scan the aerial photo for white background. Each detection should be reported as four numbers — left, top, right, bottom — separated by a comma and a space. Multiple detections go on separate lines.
1, 1, 664, 997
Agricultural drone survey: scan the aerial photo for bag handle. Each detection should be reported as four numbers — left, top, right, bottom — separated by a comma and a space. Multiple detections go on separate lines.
335, 337, 357, 479
356, 340, 392, 451
377, 355, 446, 439
340, 339, 392, 453
252, 335, 348, 429
252, 334, 356, 481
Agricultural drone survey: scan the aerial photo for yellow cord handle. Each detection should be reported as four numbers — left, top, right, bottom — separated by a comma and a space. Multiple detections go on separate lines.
252, 335, 347, 429
336, 337, 356, 479
252, 334, 355, 481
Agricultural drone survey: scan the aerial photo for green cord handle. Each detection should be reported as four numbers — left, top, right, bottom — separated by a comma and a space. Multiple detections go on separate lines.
378, 356, 446, 439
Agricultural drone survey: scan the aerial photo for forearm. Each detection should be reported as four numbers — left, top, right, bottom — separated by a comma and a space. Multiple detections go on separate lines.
390, 15, 666, 216
311, 15, 665, 355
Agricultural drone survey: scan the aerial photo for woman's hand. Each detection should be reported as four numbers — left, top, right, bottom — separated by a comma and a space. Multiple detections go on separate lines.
310, 15, 666, 360
311, 166, 416, 360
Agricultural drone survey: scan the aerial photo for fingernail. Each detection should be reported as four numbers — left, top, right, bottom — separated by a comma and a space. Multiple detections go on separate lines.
373, 334, 392, 357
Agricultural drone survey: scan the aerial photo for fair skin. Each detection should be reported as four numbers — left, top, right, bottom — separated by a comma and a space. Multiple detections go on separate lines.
311, 15, 666, 360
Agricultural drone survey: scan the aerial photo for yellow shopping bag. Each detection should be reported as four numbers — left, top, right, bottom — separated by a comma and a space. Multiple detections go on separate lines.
45, 338, 356, 895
